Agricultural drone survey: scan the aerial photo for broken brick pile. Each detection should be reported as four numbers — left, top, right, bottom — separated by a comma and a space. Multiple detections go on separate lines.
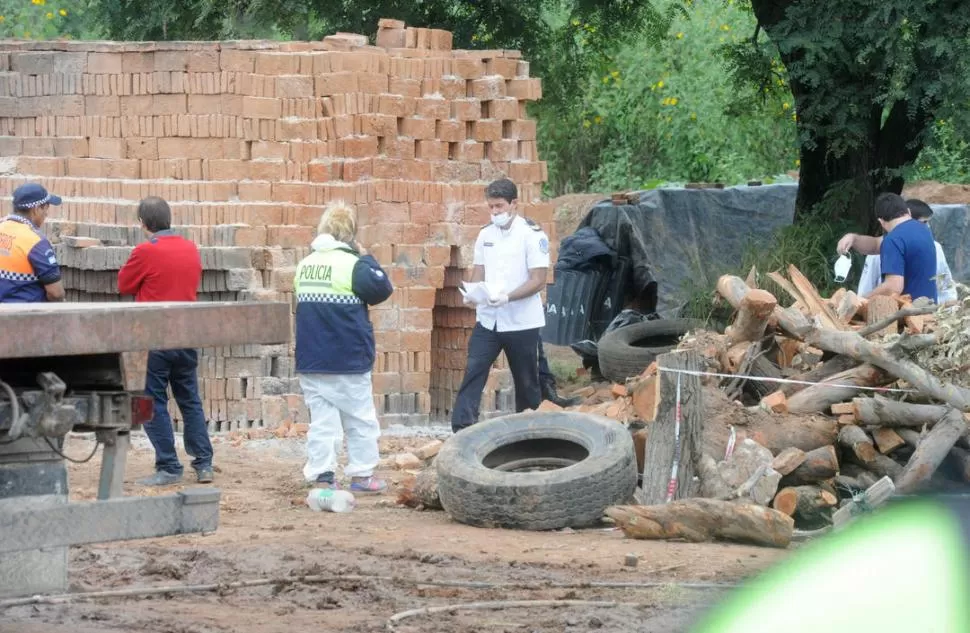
0, 20, 555, 432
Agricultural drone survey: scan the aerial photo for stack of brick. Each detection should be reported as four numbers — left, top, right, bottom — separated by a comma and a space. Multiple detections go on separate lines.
0, 20, 554, 432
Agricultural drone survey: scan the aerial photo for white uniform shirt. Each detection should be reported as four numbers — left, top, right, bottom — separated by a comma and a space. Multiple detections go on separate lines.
473, 215, 550, 332
856, 241, 957, 303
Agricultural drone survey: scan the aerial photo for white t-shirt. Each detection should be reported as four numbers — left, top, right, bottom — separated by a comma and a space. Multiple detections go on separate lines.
473, 215, 550, 332
857, 241, 957, 303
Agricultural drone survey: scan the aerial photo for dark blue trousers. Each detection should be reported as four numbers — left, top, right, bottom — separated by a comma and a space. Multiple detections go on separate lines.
451, 324, 541, 432
143, 349, 213, 475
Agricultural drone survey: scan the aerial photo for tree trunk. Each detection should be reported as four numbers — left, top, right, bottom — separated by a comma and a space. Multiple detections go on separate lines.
866, 296, 901, 337
896, 408, 967, 494
771, 447, 807, 476
702, 410, 838, 458
641, 351, 703, 504
832, 476, 895, 530
780, 445, 838, 486
853, 395, 949, 428
725, 289, 777, 346
786, 363, 891, 414
605, 499, 794, 548
772, 485, 838, 528
396, 468, 442, 510
780, 355, 859, 397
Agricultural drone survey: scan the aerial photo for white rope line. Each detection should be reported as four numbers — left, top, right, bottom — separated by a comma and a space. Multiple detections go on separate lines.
655, 366, 917, 394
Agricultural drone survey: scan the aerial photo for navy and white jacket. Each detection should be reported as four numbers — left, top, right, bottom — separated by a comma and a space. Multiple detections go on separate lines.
294, 234, 393, 374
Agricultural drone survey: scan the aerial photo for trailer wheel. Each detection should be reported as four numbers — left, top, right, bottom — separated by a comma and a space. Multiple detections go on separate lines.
596, 318, 703, 383
435, 411, 637, 531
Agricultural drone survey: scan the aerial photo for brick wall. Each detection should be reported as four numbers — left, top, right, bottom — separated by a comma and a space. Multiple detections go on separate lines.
0, 20, 555, 431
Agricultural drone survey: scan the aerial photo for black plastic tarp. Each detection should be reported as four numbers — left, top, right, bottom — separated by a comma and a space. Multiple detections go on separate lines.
924, 204, 970, 285
576, 184, 799, 317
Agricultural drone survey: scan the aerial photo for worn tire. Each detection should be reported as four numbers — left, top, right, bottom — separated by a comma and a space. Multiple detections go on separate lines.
597, 318, 703, 383
436, 411, 638, 531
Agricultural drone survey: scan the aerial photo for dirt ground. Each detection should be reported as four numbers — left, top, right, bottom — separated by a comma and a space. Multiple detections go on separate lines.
2, 431, 788, 633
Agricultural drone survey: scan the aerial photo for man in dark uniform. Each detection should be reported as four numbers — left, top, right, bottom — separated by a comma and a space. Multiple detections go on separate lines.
0, 182, 65, 304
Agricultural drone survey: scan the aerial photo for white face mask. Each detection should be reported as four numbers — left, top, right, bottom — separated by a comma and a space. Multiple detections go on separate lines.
491, 212, 511, 228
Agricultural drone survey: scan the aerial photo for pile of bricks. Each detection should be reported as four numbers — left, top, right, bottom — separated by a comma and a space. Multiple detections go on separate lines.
0, 20, 554, 431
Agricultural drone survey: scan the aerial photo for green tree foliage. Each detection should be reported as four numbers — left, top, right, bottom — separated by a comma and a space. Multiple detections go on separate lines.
728, 0, 970, 231
0, 0, 98, 40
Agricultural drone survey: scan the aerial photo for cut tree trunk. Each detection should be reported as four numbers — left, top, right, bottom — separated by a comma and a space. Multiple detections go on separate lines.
872, 428, 906, 454
780, 445, 838, 486
838, 424, 903, 479
835, 291, 864, 323
716, 275, 810, 338
787, 265, 847, 331
641, 351, 703, 504
837, 463, 880, 490
702, 410, 838, 458
780, 355, 859, 397
804, 328, 970, 412
853, 395, 948, 428
895, 408, 967, 494
395, 467, 442, 510
605, 499, 794, 548
725, 289, 777, 346
786, 363, 891, 415
771, 447, 807, 476
772, 485, 838, 528
866, 296, 901, 337
832, 476, 895, 530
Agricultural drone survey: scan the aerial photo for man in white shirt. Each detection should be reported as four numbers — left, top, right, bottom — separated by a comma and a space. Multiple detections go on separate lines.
847, 198, 958, 303
451, 178, 550, 432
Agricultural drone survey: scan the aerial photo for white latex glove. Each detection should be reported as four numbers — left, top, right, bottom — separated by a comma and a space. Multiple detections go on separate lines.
462, 294, 476, 307
487, 293, 509, 307
836, 233, 856, 256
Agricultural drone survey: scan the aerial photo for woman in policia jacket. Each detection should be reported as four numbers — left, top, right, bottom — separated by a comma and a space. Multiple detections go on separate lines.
294, 201, 394, 494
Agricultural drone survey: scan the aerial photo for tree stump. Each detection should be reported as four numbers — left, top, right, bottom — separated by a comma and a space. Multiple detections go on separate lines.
725, 289, 778, 345
780, 445, 838, 486
772, 485, 838, 528
641, 350, 703, 504
865, 295, 903, 337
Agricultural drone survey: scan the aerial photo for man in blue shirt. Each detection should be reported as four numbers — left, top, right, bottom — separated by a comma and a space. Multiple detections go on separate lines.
839, 192, 937, 303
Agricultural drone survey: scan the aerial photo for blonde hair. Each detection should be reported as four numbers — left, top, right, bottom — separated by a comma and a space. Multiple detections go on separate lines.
317, 200, 357, 244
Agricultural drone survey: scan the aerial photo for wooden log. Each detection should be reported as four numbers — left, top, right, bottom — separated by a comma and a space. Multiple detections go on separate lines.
771, 447, 806, 476
786, 363, 892, 415
896, 408, 967, 494
803, 328, 970, 412
781, 445, 838, 486
857, 304, 938, 338
702, 408, 839, 457
772, 485, 838, 529
396, 467, 442, 510
725, 289, 777, 345
837, 463, 880, 490
787, 264, 848, 331
832, 476, 895, 530
716, 275, 810, 338
780, 354, 859, 397
775, 337, 802, 369
872, 428, 906, 454
838, 424, 879, 463
865, 295, 902, 337
605, 499, 794, 548
720, 342, 752, 374
641, 351, 703, 504
828, 287, 847, 310
896, 428, 922, 448
853, 395, 948, 428
835, 290, 864, 323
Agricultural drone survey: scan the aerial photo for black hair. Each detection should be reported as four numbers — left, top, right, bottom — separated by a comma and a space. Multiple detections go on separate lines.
138, 196, 172, 233
485, 178, 518, 204
874, 192, 909, 222
905, 198, 934, 221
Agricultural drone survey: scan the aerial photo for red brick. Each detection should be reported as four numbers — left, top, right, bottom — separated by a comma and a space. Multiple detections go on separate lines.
470, 76, 507, 100
436, 119, 465, 142
389, 77, 421, 98
400, 117, 436, 140
485, 57, 519, 79
453, 58, 485, 79
153, 94, 187, 115
505, 118, 537, 140
243, 96, 281, 119
382, 137, 416, 159
415, 98, 450, 119
343, 158, 373, 181
471, 119, 502, 142
88, 137, 124, 159
378, 94, 416, 117
402, 308, 434, 330
239, 182, 273, 201
508, 78, 542, 100
508, 161, 543, 184
359, 113, 398, 137
453, 141, 484, 161
372, 371, 402, 392
121, 95, 153, 116
158, 137, 224, 159
340, 135, 379, 158
187, 94, 221, 114
358, 73, 389, 94
85, 95, 119, 116
123, 52, 154, 73
430, 29, 453, 51
415, 140, 448, 160
251, 141, 287, 160
107, 160, 140, 179
249, 160, 284, 181
367, 202, 410, 224
88, 52, 123, 74
402, 372, 431, 392
221, 50, 256, 72
187, 50, 220, 72
277, 75, 314, 98
315, 72, 358, 96
490, 98, 520, 121
431, 160, 480, 182
125, 138, 157, 160
392, 245, 424, 266
308, 159, 343, 182
371, 309, 401, 332
255, 53, 301, 75
153, 51, 189, 72
487, 139, 518, 162
452, 99, 481, 121
270, 226, 315, 248
208, 159, 249, 180
333, 115, 356, 138
277, 118, 317, 140
376, 27, 406, 49
407, 287, 436, 309
66, 157, 105, 178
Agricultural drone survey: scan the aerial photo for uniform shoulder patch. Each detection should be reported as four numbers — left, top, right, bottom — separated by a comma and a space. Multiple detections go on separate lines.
538, 237, 549, 254
523, 216, 543, 231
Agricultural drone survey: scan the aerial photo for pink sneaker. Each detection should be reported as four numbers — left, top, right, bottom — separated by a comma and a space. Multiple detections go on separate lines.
349, 476, 387, 495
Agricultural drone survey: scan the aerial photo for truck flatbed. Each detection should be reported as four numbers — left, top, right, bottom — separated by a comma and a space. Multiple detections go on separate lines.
1, 301, 291, 359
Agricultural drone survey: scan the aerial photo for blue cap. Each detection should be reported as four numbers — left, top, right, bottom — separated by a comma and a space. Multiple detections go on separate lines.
13, 183, 62, 211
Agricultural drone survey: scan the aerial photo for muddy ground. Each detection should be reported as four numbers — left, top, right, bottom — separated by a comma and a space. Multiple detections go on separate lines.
2, 429, 788, 633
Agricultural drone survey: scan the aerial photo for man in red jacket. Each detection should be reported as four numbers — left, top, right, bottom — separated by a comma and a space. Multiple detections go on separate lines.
118, 196, 213, 486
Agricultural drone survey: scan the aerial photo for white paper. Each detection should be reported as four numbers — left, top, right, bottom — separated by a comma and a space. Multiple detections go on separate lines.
459, 281, 503, 306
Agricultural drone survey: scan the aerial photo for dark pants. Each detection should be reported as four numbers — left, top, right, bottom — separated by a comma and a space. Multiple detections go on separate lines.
537, 337, 555, 385
143, 349, 213, 475
451, 324, 541, 432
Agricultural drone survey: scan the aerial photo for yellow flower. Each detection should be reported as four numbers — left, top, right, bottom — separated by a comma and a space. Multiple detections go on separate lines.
594, 115, 602, 125
46, 12, 53, 19
792, 113, 797, 121
720, 24, 731, 31
0, 16, 5, 22
670, 97, 678, 106
31, 0, 44, 5
582, 119, 591, 129
657, 80, 664, 89
676, 32, 684, 39
59, 8, 67, 15
571, 18, 580, 26
795, 159, 801, 167
610, 70, 620, 79
690, 112, 697, 121
782, 102, 790, 110
602, 76, 609, 84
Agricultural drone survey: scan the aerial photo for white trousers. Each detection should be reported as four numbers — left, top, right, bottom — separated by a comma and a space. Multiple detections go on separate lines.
298, 372, 382, 481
